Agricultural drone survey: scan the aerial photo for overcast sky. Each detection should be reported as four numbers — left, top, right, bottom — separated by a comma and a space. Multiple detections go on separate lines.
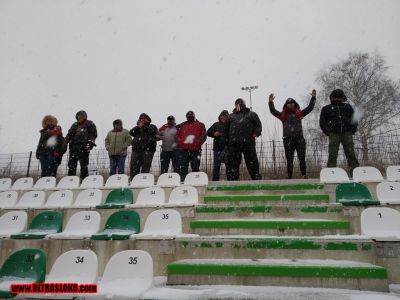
0, 0, 399, 153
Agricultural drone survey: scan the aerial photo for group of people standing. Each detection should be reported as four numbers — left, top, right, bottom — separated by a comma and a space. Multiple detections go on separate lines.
36, 88, 360, 181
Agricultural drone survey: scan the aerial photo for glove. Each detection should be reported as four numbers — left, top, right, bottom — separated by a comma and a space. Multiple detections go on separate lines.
85, 140, 96, 151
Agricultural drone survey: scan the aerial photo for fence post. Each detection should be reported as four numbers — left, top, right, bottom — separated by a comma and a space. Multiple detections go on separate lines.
26, 151, 32, 177
9, 154, 13, 177
205, 143, 208, 174
272, 140, 276, 175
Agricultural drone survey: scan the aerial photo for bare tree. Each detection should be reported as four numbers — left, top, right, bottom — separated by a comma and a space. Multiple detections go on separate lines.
305, 52, 400, 162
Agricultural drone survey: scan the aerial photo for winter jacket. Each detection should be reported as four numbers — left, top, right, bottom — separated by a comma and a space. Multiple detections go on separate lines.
176, 120, 206, 151
228, 107, 262, 145
105, 129, 132, 156
319, 100, 358, 136
158, 124, 178, 152
130, 122, 159, 152
207, 121, 230, 151
65, 120, 97, 152
269, 96, 316, 138
36, 126, 64, 158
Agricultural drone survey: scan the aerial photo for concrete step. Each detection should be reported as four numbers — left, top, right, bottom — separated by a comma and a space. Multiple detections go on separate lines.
207, 182, 324, 193
167, 258, 389, 292
203, 194, 331, 205
190, 218, 351, 236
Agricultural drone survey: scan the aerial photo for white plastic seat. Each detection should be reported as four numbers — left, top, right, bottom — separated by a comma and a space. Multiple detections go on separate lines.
47, 211, 101, 239
184, 172, 208, 186
167, 185, 198, 206
93, 250, 153, 299
57, 176, 80, 189
12, 177, 34, 190
130, 173, 155, 188
73, 189, 103, 208
80, 175, 104, 189
353, 166, 384, 182
0, 211, 28, 238
0, 178, 12, 191
15, 191, 46, 208
376, 182, 400, 204
105, 174, 129, 188
45, 190, 74, 208
387, 166, 400, 182
33, 176, 56, 189
0, 191, 18, 208
361, 207, 400, 241
320, 167, 350, 183
156, 172, 180, 187
129, 187, 165, 208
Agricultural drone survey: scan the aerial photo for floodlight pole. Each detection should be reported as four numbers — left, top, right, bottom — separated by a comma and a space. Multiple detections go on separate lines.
241, 85, 258, 111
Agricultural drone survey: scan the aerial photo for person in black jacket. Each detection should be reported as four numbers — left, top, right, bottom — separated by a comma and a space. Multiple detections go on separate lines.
269, 90, 316, 179
207, 110, 230, 181
227, 99, 262, 180
129, 113, 159, 180
319, 89, 359, 174
64, 110, 97, 180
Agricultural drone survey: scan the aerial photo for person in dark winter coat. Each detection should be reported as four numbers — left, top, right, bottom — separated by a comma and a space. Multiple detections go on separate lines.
36, 115, 64, 177
207, 110, 230, 181
176, 111, 206, 181
269, 89, 317, 179
158, 115, 178, 174
319, 89, 359, 174
129, 113, 159, 179
227, 99, 262, 181
64, 110, 97, 180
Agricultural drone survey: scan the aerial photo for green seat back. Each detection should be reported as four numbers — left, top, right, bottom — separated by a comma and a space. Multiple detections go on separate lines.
104, 210, 140, 232
105, 188, 134, 205
29, 211, 63, 232
336, 183, 378, 205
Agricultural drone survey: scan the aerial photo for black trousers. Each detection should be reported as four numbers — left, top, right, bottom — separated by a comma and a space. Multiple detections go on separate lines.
227, 143, 261, 181
283, 136, 306, 178
130, 150, 155, 180
67, 150, 90, 179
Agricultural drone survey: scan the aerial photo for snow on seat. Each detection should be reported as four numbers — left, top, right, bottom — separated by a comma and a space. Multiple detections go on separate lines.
129, 186, 165, 208
131, 173, 154, 188
336, 182, 379, 206
80, 175, 104, 189
166, 185, 198, 206
45, 190, 74, 208
320, 167, 350, 183
91, 210, 140, 240
57, 176, 80, 189
157, 172, 180, 187
0, 178, 12, 191
386, 165, 400, 182
15, 191, 46, 209
96, 188, 133, 209
33, 176, 56, 190
376, 182, 400, 204
361, 207, 400, 241
184, 172, 208, 186
90, 250, 153, 299
105, 174, 129, 188
0, 191, 18, 208
353, 166, 384, 182
12, 177, 34, 190
11, 211, 62, 239
131, 209, 198, 240
47, 211, 101, 239
73, 189, 103, 208
0, 211, 28, 238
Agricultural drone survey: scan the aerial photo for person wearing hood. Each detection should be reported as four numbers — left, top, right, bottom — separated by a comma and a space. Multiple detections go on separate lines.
227, 98, 262, 181
158, 115, 179, 174
129, 113, 159, 179
207, 110, 230, 181
269, 89, 317, 179
319, 89, 359, 174
176, 111, 206, 181
64, 110, 97, 179
105, 119, 132, 176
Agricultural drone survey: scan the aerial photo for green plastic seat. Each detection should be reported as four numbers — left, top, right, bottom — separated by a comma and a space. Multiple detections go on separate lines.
11, 211, 63, 239
96, 188, 134, 209
336, 183, 379, 206
0, 248, 46, 298
91, 210, 140, 240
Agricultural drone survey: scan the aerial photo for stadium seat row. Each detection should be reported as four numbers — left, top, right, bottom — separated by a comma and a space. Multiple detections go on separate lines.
320, 166, 400, 183
0, 171, 209, 191
336, 182, 400, 205
0, 185, 198, 209
0, 248, 154, 299
0, 208, 197, 240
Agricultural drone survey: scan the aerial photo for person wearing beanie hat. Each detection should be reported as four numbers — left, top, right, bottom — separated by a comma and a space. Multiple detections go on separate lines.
64, 110, 97, 179
319, 89, 359, 174
129, 113, 159, 179
158, 115, 179, 174
207, 110, 230, 181
269, 89, 317, 179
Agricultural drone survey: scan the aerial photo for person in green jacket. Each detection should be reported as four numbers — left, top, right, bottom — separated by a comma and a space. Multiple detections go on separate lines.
105, 119, 132, 175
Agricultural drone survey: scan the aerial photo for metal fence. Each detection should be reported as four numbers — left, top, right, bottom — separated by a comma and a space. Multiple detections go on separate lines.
1, 134, 399, 181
